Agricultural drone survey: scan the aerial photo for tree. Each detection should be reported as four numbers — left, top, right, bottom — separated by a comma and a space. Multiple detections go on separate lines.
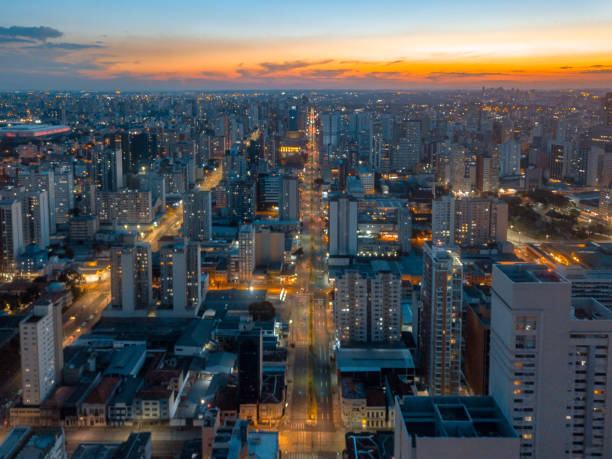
248, 301, 276, 321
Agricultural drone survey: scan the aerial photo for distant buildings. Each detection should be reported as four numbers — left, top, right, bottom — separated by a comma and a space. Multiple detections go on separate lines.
238, 224, 255, 283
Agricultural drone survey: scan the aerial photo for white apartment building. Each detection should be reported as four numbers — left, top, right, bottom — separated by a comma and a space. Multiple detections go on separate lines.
0, 198, 24, 276
332, 260, 402, 345
20, 302, 63, 406
490, 263, 612, 458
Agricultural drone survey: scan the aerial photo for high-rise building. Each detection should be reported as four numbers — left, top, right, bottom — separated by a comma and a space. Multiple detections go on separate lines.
22, 190, 50, 250
476, 155, 499, 192
0, 199, 24, 276
228, 179, 255, 223
393, 120, 421, 171
549, 143, 565, 180
490, 263, 612, 458
110, 243, 152, 316
20, 170, 56, 234
328, 194, 357, 258
160, 239, 202, 316
238, 224, 255, 283
332, 260, 402, 345
397, 206, 412, 254
20, 301, 63, 406
95, 147, 123, 192
279, 175, 299, 221
421, 243, 463, 395
53, 164, 74, 225
183, 189, 212, 242
288, 106, 299, 132
432, 195, 508, 247
500, 142, 521, 177
238, 330, 262, 421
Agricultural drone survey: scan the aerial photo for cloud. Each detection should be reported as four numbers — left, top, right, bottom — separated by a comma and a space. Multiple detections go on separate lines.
0, 26, 62, 42
559, 66, 573, 70
259, 59, 332, 73
427, 71, 511, 80
33, 42, 104, 50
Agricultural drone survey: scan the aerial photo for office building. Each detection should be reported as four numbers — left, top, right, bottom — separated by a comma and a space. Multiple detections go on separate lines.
183, 189, 212, 242
332, 260, 402, 345
490, 263, 612, 458
238, 330, 262, 423
160, 239, 202, 316
20, 301, 63, 406
328, 194, 358, 257
421, 243, 463, 395
0, 199, 24, 276
432, 195, 507, 247
393, 396, 519, 459
279, 175, 299, 221
228, 179, 255, 222
238, 224, 255, 283
110, 243, 153, 316
95, 147, 123, 191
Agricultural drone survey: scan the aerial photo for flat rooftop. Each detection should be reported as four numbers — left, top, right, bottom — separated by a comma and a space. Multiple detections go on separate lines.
496, 263, 563, 283
571, 298, 612, 321
336, 347, 414, 372
398, 396, 517, 439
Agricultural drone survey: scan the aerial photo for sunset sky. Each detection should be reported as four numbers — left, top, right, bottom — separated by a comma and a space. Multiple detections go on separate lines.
2, 0, 612, 90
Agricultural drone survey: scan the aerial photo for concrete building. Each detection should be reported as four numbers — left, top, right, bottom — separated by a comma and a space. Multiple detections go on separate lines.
109, 243, 153, 316
432, 195, 507, 247
183, 189, 212, 242
20, 301, 63, 406
490, 263, 612, 458
53, 164, 73, 225
332, 260, 402, 345
328, 194, 357, 258
0, 199, 24, 276
421, 243, 463, 395
160, 239, 202, 316
557, 266, 612, 308
238, 224, 255, 283
500, 141, 521, 177
22, 190, 50, 249
393, 396, 519, 459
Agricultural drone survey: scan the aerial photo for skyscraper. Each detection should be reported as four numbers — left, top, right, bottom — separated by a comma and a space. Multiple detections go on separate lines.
160, 239, 202, 316
183, 189, 212, 242
328, 194, 357, 258
110, 243, 153, 316
604, 92, 612, 126
421, 243, 463, 395
500, 141, 521, 177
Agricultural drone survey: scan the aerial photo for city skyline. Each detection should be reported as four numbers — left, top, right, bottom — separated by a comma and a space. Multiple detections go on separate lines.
2, 0, 612, 90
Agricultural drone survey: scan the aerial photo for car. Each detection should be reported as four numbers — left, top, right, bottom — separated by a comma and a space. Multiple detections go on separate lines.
69, 315, 76, 321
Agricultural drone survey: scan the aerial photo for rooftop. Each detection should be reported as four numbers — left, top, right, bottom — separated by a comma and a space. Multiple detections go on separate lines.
398, 396, 518, 439
336, 347, 415, 373
497, 263, 563, 283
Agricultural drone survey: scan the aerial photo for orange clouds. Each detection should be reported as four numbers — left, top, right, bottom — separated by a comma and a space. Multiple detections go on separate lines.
73, 22, 612, 87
